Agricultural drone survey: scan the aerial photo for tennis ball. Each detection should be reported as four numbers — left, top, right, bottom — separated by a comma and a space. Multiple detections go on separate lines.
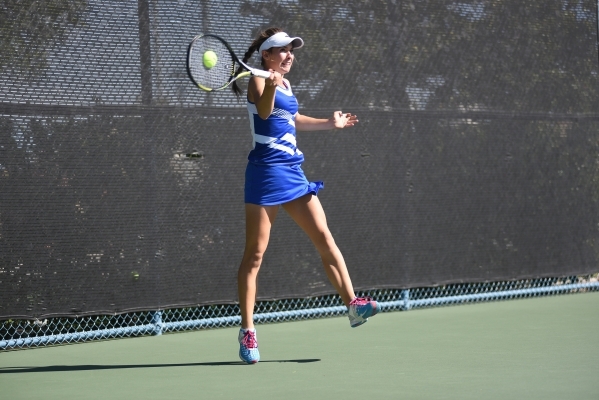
203, 50, 218, 69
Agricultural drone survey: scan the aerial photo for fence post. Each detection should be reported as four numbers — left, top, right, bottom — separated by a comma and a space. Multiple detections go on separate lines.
152, 311, 163, 336
137, 0, 153, 105
401, 289, 411, 311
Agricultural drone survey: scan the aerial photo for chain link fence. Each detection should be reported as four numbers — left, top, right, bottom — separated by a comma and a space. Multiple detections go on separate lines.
2, 274, 597, 351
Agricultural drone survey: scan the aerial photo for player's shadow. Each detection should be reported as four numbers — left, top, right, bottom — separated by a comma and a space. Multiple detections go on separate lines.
0, 359, 321, 373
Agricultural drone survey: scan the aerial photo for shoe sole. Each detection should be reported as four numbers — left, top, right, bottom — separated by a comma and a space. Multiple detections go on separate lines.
239, 351, 260, 364
351, 319, 368, 328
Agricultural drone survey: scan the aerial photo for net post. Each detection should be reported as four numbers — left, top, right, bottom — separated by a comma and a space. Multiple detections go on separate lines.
401, 289, 411, 311
152, 311, 163, 336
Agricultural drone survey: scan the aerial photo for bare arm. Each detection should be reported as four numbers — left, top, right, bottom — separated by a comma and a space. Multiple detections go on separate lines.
295, 111, 359, 131
247, 72, 283, 120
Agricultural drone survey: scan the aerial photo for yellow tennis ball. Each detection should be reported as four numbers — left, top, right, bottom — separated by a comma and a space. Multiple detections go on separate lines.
203, 50, 218, 69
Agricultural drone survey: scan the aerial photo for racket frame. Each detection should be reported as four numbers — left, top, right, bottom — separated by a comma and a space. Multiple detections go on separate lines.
186, 34, 271, 92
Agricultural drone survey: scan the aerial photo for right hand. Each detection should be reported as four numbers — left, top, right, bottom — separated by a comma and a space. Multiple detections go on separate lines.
264, 70, 283, 87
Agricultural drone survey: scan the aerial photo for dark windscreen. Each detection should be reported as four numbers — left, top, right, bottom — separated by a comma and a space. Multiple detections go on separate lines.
1, 0, 598, 318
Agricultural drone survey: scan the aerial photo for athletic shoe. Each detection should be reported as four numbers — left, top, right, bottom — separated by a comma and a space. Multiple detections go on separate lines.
238, 329, 260, 364
348, 297, 380, 328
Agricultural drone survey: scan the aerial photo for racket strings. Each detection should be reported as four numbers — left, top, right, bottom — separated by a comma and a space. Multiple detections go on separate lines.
188, 36, 235, 90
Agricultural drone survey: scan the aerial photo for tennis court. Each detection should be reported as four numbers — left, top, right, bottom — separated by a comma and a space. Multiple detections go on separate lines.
1, 292, 597, 400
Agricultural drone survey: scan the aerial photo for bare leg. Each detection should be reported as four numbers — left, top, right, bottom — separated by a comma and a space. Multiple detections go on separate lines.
238, 203, 279, 330
282, 194, 355, 307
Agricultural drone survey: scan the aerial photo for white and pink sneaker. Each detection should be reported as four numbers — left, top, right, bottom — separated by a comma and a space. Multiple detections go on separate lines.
348, 297, 380, 328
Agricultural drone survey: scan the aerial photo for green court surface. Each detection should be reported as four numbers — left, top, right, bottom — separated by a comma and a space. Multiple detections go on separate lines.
1, 292, 597, 400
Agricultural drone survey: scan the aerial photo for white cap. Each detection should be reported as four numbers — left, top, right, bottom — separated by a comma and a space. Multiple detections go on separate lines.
258, 32, 304, 53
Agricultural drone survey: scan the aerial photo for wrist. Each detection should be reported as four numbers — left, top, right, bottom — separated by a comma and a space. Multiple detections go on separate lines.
328, 117, 337, 129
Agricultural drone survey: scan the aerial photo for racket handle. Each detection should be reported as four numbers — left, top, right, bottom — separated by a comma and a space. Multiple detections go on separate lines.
251, 69, 271, 79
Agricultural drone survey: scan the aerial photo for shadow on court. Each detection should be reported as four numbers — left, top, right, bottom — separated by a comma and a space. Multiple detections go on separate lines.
0, 358, 321, 373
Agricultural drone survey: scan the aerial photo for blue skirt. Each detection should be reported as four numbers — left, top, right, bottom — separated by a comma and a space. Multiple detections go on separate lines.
245, 163, 324, 206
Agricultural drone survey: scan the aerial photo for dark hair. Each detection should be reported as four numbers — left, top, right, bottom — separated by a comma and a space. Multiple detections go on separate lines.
231, 27, 283, 97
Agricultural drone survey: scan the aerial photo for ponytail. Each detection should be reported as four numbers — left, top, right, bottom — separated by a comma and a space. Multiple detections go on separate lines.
231, 27, 283, 97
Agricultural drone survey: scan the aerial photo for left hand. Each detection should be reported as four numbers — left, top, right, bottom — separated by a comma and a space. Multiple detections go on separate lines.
332, 111, 359, 129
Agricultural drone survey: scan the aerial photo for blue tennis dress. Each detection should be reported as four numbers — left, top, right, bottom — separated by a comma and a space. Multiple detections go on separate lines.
245, 82, 323, 205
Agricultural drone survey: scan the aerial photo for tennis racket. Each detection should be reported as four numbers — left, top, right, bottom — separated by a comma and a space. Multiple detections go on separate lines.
186, 34, 271, 92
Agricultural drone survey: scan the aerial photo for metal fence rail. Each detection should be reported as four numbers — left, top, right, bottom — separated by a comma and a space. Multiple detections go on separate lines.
2, 275, 597, 351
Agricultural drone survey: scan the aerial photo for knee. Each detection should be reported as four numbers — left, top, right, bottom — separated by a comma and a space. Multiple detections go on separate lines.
240, 247, 266, 272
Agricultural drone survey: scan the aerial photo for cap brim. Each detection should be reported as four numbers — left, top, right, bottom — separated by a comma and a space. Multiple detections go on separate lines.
259, 32, 305, 52
289, 37, 304, 49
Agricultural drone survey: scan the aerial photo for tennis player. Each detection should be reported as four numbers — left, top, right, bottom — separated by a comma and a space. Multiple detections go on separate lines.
232, 27, 379, 364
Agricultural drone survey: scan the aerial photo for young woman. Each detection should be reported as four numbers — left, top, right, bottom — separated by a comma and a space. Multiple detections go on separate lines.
232, 28, 379, 364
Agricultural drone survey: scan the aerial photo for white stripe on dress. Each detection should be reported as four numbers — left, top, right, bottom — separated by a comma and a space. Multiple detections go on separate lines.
280, 133, 297, 146
253, 133, 278, 144
269, 142, 296, 156
271, 107, 295, 126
